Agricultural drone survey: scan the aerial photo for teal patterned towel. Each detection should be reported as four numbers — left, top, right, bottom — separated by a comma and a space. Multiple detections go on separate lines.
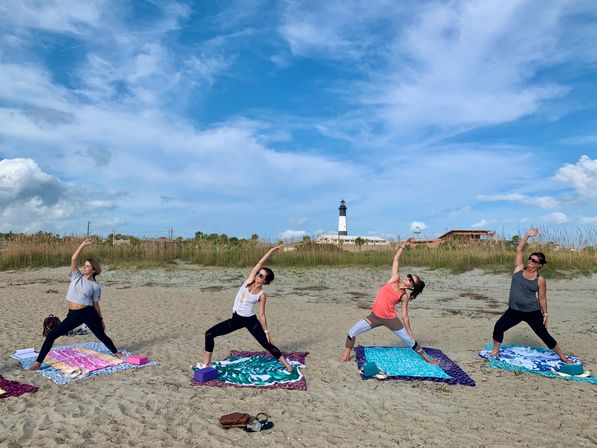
213, 355, 304, 386
191, 351, 309, 390
479, 343, 597, 385
364, 347, 451, 379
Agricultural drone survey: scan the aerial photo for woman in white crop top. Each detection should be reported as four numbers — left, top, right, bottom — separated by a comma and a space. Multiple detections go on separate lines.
198, 245, 293, 372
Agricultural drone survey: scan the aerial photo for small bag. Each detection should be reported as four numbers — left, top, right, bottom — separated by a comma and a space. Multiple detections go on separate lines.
219, 412, 251, 429
361, 362, 380, 378
42, 314, 62, 336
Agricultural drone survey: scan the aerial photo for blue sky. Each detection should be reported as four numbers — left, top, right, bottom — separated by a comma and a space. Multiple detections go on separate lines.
1, 0, 596, 242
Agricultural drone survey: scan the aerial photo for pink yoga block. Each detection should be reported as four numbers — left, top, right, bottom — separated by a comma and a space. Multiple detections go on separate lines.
194, 367, 219, 382
126, 355, 148, 365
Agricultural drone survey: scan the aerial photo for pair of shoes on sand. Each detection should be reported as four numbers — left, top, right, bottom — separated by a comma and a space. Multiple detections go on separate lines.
245, 414, 274, 432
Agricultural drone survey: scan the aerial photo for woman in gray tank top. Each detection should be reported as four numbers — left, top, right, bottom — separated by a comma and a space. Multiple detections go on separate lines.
489, 228, 572, 364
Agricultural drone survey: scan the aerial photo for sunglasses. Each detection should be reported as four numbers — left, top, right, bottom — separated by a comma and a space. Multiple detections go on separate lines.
528, 257, 542, 264
407, 274, 417, 288
256, 272, 265, 279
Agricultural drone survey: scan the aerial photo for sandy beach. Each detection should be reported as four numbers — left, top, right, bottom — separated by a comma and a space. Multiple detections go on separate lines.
1, 266, 595, 447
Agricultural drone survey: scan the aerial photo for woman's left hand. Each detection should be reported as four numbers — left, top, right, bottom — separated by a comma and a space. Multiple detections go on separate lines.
266, 332, 272, 343
543, 315, 548, 327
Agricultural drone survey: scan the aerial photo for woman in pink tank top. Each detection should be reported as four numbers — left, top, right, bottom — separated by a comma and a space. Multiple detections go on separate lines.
341, 238, 438, 364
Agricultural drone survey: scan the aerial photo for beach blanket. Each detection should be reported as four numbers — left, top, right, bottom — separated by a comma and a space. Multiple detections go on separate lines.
191, 351, 308, 390
12, 342, 159, 385
0, 375, 38, 399
479, 343, 597, 385
355, 346, 475, 387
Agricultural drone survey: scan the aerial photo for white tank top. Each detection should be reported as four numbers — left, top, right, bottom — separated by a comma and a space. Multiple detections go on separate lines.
232, 285, 264, 317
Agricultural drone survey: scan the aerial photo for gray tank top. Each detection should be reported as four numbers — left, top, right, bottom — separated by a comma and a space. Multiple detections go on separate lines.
508, 270, 540, 312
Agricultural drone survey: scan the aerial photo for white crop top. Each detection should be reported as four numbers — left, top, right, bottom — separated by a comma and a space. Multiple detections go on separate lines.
232, 285, 264, 317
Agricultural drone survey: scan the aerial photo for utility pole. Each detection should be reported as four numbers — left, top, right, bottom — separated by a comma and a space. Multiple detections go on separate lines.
112, 229, 115, 247
87, 221, 90, 237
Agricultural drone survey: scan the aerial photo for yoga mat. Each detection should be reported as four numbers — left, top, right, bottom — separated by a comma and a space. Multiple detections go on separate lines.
13, 342, 159, 385
191, 351, 308, 390
479, 343, 597, 385
0, 375, 38, 399
355, 346, 475, 387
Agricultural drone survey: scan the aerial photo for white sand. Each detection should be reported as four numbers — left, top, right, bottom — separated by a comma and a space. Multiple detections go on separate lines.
1, 266, 596, 447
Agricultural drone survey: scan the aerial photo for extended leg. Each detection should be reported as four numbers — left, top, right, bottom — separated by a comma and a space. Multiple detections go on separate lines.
30, 311, 83, 369
491, 308, 522, 357
342, 318, 373, 362
393, 328, 438, 364
203, 315, 244, 365
82, 307, 118, 354
245, 316, 292, 372
524, 311, 573, 364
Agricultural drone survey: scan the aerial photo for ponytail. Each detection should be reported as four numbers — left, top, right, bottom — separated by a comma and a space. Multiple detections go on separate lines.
409, 279, 425, 301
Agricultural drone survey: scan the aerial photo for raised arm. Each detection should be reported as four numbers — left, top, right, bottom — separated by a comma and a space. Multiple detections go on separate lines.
389, 238, 414, 282
70, 239, 94, 271
514, 228, 538, 273
244, 244, 283, 284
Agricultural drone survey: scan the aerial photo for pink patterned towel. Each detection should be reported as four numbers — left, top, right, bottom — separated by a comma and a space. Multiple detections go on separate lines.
47, 347, 120, 372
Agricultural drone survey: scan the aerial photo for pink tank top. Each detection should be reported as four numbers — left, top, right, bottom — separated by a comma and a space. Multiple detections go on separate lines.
370, 281, 406, 319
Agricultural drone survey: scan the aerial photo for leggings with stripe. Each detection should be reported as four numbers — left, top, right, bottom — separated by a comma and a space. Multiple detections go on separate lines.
345, 312, 420, 352
205, 312, 282, 359
37, 306, 118, 363
493, 307, 557, 349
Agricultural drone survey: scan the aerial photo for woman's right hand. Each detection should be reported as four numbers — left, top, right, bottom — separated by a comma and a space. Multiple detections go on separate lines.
527, 228, 539, 238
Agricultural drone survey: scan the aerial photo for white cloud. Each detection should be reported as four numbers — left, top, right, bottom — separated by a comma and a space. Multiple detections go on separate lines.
554, 155, 597, 199
544, 212, 569, 224
477, 193, 558, 208
0, 1, 103, 35
0, 158, 116, 232
279, 229, 308, 241
471, 219, 490, 228
580, 216, 597, 224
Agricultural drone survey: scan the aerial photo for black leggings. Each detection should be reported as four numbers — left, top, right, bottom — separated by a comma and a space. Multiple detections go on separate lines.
37, 306, 118, 363
493, 307, 557, 349
205, 312, 282, 359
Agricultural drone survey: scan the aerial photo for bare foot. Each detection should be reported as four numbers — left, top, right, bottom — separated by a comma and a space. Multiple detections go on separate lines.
428, 358, 440, 365
114, 352, 125, 359
560, 357, 575, 365
27, 362, 42, 371
340, 356, 350, 362
489, 351, 499, 358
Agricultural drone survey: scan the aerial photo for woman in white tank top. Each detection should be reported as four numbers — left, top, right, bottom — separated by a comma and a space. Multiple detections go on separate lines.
197, 245, 293, 372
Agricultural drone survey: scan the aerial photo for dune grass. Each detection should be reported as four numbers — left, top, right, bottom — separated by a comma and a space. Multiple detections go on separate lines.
1, 231, 596, 278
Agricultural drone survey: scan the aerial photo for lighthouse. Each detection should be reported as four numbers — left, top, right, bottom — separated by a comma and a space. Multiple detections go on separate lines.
338, 199, 347, 236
